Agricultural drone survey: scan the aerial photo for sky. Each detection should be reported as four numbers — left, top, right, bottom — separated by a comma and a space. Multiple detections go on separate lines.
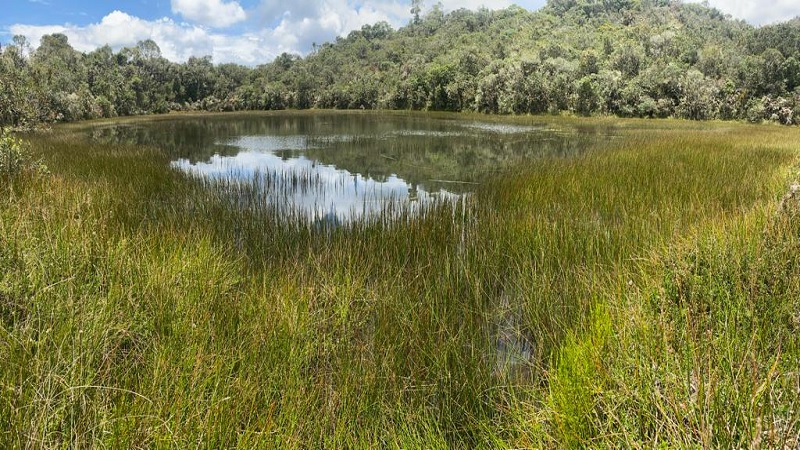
1, 0, 798, 66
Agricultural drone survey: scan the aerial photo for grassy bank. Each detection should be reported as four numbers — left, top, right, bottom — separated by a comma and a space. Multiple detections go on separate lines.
1, 114, 799, 447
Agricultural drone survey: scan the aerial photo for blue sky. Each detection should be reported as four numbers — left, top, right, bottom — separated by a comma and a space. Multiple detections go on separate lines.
2, 0, 798, 65
5, 1, 172, 25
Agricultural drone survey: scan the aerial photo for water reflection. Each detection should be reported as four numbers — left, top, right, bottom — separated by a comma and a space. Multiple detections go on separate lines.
87, 112, 614, 222
171, 142, 458, 221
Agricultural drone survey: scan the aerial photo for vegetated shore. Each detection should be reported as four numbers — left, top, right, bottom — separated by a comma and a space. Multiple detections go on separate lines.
1, 112, 799, 447
4, 2, 800, 130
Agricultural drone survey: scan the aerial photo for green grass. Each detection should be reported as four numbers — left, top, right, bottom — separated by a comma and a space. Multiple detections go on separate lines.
1, 114, 799, 448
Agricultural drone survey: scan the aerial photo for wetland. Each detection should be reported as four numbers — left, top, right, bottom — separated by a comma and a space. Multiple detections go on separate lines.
2, 112, 800, 448
86, 112, 613, 222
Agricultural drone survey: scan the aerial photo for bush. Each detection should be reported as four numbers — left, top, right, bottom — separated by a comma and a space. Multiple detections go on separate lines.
0, 128, 47, 183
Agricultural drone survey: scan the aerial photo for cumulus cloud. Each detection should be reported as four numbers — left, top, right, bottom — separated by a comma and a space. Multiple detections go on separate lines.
686, 0, 799, 25
256, 0, 408, 43
251, 0, 526, 54
254, 0, 524, 35
8, 1, 418, 65
6, 0, 544, 66
171, 0, 247, 28
9, 10, 280, 64
215, 0, 416, 61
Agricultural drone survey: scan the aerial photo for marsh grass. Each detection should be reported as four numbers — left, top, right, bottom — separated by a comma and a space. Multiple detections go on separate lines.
1, 114, 799, 447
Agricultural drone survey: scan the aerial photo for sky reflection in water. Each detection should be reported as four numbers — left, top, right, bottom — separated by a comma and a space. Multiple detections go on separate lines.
86, 113, 607, 224
170, 134, 460, 222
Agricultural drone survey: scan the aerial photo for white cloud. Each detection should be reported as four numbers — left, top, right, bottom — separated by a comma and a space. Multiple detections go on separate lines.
251, 0, 411, 55
686, 0, 799, 25
171, 0, 247, 28
6, 1, 546, 66
253, 0, 523, 35
10, 11, 279, 64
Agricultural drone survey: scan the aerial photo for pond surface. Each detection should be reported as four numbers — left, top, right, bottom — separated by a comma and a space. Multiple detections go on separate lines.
88, 112, 611, 222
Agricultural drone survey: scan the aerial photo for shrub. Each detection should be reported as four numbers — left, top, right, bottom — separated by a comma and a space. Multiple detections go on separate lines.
0, 128, 47, 183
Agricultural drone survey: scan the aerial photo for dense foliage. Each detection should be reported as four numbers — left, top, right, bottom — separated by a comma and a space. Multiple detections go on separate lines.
2, 0, 800, 126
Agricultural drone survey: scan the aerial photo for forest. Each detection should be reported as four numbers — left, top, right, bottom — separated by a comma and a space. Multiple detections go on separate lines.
2, 0, 800, 127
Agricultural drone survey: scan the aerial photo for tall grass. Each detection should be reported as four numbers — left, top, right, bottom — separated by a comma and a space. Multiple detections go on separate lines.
1, 115, 798, 447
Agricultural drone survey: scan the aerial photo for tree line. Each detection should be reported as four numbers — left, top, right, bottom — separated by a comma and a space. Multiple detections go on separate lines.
2, 0, 799, 127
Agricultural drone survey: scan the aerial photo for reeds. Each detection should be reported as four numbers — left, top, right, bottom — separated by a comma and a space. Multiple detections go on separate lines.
1, 114, 799, 447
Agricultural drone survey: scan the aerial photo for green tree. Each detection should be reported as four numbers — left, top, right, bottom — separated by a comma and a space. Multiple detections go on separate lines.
0, 37, 39, 126
676, 69, 719, 120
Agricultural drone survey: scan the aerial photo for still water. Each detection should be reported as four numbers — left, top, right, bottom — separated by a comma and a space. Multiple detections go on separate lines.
89, 111, 608, 222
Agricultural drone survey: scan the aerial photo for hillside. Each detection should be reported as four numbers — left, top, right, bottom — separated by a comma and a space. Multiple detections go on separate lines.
1, 0, 799, 126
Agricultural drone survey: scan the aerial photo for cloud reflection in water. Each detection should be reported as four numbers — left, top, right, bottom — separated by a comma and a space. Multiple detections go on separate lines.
170, 135, 460, 222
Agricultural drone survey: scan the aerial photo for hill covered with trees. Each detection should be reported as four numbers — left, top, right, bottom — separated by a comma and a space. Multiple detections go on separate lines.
2, 0, 800, 127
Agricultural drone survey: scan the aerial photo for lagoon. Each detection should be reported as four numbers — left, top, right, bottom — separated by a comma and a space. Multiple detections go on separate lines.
88, 111, 610, 221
